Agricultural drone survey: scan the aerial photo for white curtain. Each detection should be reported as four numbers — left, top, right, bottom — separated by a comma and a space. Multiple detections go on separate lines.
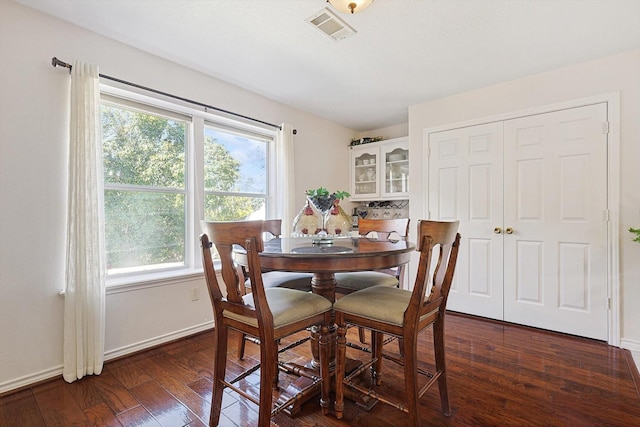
275, 123, 296, 236
63, 61, 106, 383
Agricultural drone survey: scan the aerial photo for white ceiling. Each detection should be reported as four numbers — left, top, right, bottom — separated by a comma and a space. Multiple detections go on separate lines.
14, 0, 640, 131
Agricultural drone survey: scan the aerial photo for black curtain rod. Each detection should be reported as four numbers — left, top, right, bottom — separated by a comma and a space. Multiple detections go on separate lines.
51, 57, 282, 131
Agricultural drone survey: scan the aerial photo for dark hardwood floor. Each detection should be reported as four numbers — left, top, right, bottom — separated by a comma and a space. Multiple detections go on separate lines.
2, 313, 639, 426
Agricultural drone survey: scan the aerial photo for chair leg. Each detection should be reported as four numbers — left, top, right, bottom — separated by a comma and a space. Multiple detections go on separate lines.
259, 339, 277, 427
334, 319, 348, 420
433, 318, 451, 416
402, 334, 420, 427
358, 326, 367, 344
319, 323, 331, 415
371, 330, 384, 386
271, 342, 280, 390
238, 333, 247, 360
209, 325, 229, 427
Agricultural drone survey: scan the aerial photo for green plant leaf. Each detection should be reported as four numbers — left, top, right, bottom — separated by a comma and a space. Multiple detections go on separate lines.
334, 190, 351, 200
305, 187, 349, 200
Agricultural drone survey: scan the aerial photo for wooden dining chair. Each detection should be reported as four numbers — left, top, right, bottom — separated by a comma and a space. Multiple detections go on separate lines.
200, 220, 332, 427
334, 217, 410, 295
334, 217, 410, 343
237, 218, 314, 359
333, 220, 461, 426
253, 219, 313, 292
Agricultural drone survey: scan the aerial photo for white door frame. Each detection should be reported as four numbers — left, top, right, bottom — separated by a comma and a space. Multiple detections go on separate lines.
421, 92, 620, 346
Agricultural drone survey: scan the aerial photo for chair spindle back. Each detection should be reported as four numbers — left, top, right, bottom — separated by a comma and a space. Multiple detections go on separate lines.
409, 220, 461, 320
200, 220, 265, 307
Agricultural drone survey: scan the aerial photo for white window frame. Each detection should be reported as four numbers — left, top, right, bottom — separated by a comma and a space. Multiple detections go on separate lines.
100, 85, 278, 290
101, 95, 192, 278
203, 121, 273, 222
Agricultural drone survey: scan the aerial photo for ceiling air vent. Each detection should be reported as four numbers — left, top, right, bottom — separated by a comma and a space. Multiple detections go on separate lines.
306, 8, 356, 42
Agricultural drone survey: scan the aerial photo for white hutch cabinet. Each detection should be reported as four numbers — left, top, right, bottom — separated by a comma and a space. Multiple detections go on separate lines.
350, 137, 408, 201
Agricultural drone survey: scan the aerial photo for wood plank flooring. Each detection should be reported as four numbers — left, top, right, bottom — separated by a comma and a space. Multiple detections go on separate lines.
2, 313, 639, 426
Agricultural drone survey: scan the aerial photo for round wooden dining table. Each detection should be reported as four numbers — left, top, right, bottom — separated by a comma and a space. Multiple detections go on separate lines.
251, 236, 415, 302
234, 235, 415, 414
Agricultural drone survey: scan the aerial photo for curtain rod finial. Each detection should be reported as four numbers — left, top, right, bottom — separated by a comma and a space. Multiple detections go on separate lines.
52, 57, 72, 73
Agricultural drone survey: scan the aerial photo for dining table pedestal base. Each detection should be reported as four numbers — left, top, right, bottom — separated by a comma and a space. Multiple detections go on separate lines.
282, 273, 383, 415
278, 356, 376, 416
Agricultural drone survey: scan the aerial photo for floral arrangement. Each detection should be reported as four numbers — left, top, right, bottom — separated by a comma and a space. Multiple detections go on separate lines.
302, 187, 352, 237
630, 227, 640, 243
305, 187, 350, 212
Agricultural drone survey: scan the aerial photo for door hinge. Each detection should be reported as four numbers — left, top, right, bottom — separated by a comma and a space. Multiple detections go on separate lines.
603, 209, 610, 222
602, 121, 610, 135
608, 298, 612, 310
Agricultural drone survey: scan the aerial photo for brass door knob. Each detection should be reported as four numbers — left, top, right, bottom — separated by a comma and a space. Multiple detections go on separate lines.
505, 227, 514, 235
494, 227, 502, 234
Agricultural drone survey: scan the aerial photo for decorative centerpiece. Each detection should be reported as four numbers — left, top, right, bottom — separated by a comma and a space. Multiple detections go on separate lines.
292, 199, 322, 236
325, 201, 353, 236
305, 187, 350, 242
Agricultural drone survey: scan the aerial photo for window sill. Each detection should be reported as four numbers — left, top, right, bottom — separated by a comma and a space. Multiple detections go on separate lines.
107, 268, 205, 294
58, 268, 205, 297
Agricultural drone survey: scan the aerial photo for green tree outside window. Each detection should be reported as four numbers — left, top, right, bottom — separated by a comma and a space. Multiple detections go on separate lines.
101, 103, 266, 273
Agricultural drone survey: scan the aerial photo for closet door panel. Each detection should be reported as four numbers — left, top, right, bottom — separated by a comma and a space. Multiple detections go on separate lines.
428, 122, 504, 319
503, 103, 608, 340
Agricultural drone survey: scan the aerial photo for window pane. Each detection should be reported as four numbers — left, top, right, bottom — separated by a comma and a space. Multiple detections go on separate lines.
102, 105, 186, 189
204, 195, 265, 221
105, 190, 185, 272
101, 100, 188, 275
204, 127, 266, 193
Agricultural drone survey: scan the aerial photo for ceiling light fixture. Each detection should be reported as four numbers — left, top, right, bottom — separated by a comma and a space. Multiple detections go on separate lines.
327, 0, 373, 14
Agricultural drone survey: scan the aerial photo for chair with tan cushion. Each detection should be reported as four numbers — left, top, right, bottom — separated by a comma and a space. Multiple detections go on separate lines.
333, 220, 461, 426
334, 217, 410, 343
334, 218, 410, 295
237, 218, 314, 359
255, 219, 313, 290
201, 220, 332, 427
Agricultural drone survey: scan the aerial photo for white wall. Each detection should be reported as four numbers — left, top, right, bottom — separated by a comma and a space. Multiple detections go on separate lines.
407, 49, 640, 366
0, 1, 356, 392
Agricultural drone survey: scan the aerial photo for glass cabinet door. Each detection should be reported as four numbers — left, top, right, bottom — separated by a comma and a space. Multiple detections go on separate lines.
383, 146, 409, 197
351, 147, 379, 199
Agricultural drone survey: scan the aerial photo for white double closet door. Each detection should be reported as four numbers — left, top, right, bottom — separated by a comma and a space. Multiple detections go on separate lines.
428, 103, 609, 340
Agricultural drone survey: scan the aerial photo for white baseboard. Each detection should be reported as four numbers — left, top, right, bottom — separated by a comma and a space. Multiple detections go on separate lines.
0, 321, 214, 395
0, 365, 64, 395
104, 321, 214, 361
621, 338, 640, 370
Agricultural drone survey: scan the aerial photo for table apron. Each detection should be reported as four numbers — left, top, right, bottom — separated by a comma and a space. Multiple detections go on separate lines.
251, 252, 412, 273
